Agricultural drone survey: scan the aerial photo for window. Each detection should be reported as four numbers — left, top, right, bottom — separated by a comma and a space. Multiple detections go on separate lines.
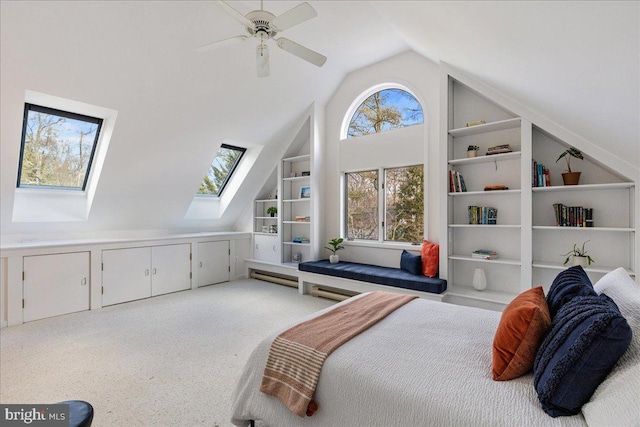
197, 144, 246, 197
345, 165, 424, 243
17, 104, 103, 190
347, 89, 423, 138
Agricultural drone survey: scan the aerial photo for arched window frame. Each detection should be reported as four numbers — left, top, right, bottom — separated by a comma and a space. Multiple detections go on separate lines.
340, 83, 424, 141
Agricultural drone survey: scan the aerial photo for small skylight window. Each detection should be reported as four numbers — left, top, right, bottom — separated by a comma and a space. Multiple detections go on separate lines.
17, 103, 103, 191
197, 144, 246, 197
347, 88, 423, 138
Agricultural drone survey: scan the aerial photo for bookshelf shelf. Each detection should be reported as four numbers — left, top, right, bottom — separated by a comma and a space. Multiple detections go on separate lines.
532, 182, 634, 192
282, 175, 310, 182
283, 242, 311, 247
282, 154, 310, 163
448, 118, 521, 138
532, 262, 635, 277
448, 189, 521, 197
448, 151, 521, 166
282, 221, 311, 225
449, 224, 521, 229
449, 254, 521, 265
282, 198, 311, 203
446, 284, 518, 305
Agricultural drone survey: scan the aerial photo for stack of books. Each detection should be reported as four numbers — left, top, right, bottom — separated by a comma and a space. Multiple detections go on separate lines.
553, 203, 593, 227
465, 120, 486, 127
472, 249, 499, 260
468, 206, 498, 225
294, 216, 309, 222
292, 237, 310, 243
449, 170, 467, 193
486, 144, 512, 155
532, 159, 551, 187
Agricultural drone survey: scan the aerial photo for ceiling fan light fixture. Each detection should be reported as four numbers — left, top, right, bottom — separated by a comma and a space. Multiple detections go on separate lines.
256, 43, 270, 78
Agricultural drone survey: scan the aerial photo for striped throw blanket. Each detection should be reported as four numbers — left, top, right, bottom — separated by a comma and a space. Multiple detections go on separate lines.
259, 291, 418, 417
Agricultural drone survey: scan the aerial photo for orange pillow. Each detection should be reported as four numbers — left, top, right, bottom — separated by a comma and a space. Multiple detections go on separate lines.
421, 240, 439, 277
492, 286, 551, 381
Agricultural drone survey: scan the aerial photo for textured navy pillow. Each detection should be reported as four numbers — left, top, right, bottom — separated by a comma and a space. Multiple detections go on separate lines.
400, 250, 422, 275
546, 266, 597, 318
533, 294, 632, 417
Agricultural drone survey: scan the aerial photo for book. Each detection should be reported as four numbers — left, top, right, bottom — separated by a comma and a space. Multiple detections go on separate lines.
449, 170, 467, 193
486, 144, 512, 155
553, 203, 593, 227
484, 185, 509, 191
468, 206, 498, 225
465, 120, 486, 127
472, 249, 499, 260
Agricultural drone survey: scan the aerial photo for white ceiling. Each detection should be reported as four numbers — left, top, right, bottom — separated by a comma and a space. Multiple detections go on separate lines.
0, 1, 638, 238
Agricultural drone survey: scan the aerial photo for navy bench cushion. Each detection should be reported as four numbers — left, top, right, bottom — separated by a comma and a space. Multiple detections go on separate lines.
298, 260, 447, 294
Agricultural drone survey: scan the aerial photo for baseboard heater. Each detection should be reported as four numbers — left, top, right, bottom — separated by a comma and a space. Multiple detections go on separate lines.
310, 285, 357, 302
250, 270, 298, 288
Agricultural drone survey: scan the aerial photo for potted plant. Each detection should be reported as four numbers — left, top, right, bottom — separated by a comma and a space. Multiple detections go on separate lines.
266, 206, 277, 217
562, 240, 594, 267
325, 237, 345, 264
467, 145, 480, 158
556, 147, 583, 185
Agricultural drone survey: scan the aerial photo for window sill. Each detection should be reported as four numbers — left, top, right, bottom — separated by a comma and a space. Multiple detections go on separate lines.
342, 240, 422, 252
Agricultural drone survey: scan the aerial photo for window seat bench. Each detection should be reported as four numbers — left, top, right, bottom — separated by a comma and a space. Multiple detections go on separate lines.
297, 260, 447, 302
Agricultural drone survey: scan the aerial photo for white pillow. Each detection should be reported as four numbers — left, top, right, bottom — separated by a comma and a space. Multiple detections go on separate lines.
582, 267, 640, 427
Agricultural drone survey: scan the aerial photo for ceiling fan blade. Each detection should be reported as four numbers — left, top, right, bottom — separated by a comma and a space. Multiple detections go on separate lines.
256, 44, 270, 78
271, 2, 317, 32
215, 0, 254, 29
276, 37, 327, 67
194, 35, 248, 52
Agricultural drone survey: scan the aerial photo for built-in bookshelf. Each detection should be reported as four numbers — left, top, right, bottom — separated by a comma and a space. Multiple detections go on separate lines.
441, 70, 637, 311
281, 154, 312, 264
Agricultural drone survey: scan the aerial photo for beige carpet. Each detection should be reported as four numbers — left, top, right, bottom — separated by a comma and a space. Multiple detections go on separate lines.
0, 279, 335, 426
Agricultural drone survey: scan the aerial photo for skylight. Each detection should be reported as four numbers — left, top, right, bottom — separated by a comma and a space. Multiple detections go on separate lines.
17, 103, 103, 191
197, 144, 246, 197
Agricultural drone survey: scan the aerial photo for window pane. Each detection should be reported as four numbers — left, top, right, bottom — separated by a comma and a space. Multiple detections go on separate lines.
346, 170, 378, 240
18, 105, 101, 190
197, 144, 245, 196
347, 89, 423, 138
385, 165, 424, 242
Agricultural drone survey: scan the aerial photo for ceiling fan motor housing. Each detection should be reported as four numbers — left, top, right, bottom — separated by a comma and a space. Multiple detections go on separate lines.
246, 10, 278, 39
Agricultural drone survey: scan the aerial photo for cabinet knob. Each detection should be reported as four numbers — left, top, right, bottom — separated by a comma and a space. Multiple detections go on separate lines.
152, 268, 157, 275
81, 278, 87, 286
199, 261, 203, 268
273, 245, 276, 252
145, 269, 150, 276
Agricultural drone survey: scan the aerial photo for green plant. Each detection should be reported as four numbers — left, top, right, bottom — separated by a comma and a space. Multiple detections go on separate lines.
467, 145, 480, 151
556, 147, 583, 173
325, 237, 345, 255
266, 206, 277, 216
562, 240, 595, 266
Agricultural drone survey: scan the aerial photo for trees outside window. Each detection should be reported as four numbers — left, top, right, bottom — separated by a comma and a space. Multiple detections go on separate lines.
197, 144, 246, 196
347, 89, 423, 138
346, 170, 379, 240
345, 165, 424, 243
17, 104, 102, 190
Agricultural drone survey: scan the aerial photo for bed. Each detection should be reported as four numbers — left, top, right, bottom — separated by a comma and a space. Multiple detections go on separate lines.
230, 267, 639, 427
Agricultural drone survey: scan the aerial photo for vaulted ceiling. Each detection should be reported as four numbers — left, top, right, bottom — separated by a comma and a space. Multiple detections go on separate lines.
1, 1, 638, 239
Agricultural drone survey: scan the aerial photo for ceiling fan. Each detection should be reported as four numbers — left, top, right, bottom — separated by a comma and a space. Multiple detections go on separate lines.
196, 0, 327, 77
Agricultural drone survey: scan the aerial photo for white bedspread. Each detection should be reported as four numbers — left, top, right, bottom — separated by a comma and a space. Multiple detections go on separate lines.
230, 296, 587, 427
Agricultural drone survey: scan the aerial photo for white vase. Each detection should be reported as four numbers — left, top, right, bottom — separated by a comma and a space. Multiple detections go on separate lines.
467, 150, 478, 158
329, 255, 339, 264
572, 256, 588, 267
472, 268, 487, 291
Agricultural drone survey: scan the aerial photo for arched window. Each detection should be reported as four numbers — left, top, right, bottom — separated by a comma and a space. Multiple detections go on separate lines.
347, 88, 423, 138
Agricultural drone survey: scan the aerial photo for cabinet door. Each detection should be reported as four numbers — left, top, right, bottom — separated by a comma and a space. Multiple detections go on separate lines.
254, 234, 279, 263
102, 247, 151, 306
151, 244, 191, 296
198, 241, 230, 286
23, 252, 90, 322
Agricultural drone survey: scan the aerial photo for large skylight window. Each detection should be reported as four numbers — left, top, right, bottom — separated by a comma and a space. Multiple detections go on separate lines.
197, 144, 246, 197
17, 103, 103, 191
347, 88, 423, 138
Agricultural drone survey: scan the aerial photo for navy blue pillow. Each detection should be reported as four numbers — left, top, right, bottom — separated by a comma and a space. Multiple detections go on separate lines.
533, 294, 632, 417
400, 250, 422, 275
546, 266, 597, 318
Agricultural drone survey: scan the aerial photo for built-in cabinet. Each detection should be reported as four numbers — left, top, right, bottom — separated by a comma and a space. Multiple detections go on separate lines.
23, 252, 90, 322
197, 240, 231, 286
442, 73, 636, 310
253, 234, 279, 263
102, 244, 191, 306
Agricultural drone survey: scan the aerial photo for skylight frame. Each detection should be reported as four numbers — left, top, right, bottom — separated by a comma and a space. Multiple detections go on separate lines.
197, 143, 247, 197
17, 103, 103, 192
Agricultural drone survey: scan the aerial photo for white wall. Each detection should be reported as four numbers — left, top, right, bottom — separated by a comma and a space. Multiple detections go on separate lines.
322, 51, 442, 267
